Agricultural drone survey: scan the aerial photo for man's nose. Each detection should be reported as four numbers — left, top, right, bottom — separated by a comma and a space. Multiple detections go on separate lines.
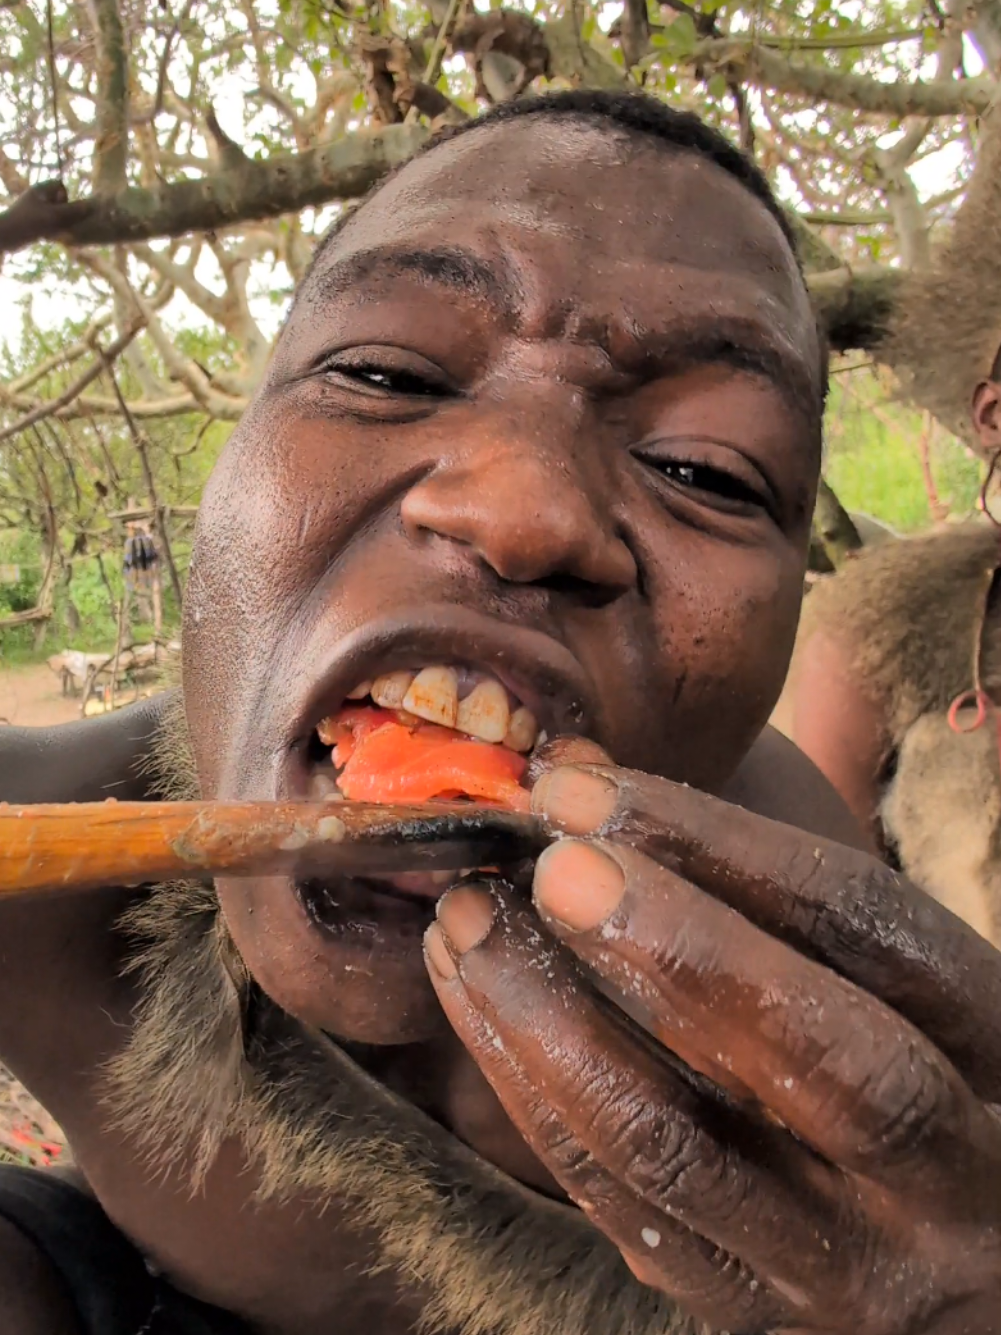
400, 409, 638, 592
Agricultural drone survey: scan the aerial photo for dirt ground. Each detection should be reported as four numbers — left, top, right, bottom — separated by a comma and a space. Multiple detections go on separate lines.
0, 663, 75, 1166
0, 662, 80, 728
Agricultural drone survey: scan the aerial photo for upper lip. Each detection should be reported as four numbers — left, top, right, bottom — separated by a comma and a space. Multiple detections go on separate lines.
287, 604, 599, 755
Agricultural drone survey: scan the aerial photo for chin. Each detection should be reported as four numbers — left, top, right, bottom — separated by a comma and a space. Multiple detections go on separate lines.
216, 869, 455, 1045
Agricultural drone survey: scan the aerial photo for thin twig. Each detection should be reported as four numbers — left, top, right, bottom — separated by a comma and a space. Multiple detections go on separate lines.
0, 321, 145, 445
45, 0, 63, 180
404, 0, 463, 125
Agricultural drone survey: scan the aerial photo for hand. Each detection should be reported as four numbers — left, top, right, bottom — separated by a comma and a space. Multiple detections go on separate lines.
424, 742, 1001, 1334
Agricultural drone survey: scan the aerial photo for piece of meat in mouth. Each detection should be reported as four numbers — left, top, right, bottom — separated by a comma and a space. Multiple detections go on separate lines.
301, 665, 544, 913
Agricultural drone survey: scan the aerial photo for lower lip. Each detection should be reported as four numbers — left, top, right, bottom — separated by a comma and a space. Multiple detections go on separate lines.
297, 876, 442, 941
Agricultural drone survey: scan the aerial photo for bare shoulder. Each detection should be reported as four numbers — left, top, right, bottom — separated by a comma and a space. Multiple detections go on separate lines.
721, 724, 876, 854
0, 700, 172, 1132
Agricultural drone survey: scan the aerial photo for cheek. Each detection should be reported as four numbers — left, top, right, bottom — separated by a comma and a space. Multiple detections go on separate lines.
182, 401, 380, 786
645, 542, 803, 777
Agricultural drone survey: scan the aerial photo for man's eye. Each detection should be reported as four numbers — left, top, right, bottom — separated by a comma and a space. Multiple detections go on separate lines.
325, 362, 444, 397
654, 460, 766, 509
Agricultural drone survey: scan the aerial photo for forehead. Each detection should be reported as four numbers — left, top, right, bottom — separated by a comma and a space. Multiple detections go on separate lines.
300, 118, 817, 380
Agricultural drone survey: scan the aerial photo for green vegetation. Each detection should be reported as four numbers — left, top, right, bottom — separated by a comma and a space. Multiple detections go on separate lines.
825, 368, 984, 534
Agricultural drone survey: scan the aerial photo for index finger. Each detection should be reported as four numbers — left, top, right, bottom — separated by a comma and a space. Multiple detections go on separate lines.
532, 764, 1001, 1103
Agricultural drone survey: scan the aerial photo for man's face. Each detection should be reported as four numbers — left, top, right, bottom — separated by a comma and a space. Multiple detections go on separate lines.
182, 118, 821, 1045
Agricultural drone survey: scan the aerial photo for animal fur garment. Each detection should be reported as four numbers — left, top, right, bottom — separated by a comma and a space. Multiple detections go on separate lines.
881, 712, 1001, 947
795, 521, 1001, 947
796, 521, 1000, 749
107, 690, 709, 1335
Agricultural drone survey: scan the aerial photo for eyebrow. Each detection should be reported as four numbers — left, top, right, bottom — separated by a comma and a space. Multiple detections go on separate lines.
631, 312, 821, 427
308, 244, 821, 425
310, 244, 521, 317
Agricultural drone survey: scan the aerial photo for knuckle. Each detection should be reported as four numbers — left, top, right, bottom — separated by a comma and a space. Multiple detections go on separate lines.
583, 1070, 751, 1225
837, 1040, 955, 1173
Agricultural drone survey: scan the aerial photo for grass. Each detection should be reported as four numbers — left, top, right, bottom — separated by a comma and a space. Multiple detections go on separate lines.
824, 368, 983, 532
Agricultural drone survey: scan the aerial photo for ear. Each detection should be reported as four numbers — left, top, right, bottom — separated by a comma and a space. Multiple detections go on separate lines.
971, 379, 1001, 452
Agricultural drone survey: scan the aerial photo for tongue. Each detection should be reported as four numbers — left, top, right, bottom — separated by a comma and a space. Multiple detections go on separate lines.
324, 706, 531, 812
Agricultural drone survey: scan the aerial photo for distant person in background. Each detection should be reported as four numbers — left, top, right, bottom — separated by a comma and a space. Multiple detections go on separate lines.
785, 360, 1001, 944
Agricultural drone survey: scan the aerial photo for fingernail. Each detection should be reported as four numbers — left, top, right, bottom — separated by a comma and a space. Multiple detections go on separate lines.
436, 884, 496, 955
424, 922, 458, 980
531, 766, 617, 834
533, 840, 625, 932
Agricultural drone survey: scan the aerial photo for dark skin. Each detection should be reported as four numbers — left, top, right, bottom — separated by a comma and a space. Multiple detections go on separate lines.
2, 117, 1001, 1333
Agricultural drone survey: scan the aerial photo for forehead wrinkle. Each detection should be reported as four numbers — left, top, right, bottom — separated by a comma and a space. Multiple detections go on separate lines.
308, 243, 522, 319
528, 291, 818, 428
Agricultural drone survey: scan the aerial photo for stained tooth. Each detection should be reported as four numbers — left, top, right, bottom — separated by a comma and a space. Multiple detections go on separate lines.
346, 680, 373, 700
371, 670, 414, 710
455, 678, 510, 743
403, 666, 459, 727
308, 772, 341, 801
504, 705, 538, 753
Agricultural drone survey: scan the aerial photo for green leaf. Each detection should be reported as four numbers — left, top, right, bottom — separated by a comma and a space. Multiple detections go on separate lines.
655, 12, 697, 57
707, 71, 727, 100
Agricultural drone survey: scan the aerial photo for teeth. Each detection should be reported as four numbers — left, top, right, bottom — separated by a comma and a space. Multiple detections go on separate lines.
316, 716, 339, 746
455, 679, 510, 743
308, 772, 342, 801
504, 705, 538, 753
328, 662, 540, 751
371, 670, 414, 710
403, 665, 459, 728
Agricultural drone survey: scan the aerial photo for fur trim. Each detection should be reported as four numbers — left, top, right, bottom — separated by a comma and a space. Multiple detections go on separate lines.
881, 712, 1001, 948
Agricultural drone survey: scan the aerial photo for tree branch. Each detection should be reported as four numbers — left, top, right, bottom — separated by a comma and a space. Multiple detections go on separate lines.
85, 0, 130, 193
5, 314, 115, 395
802, 208, 892, 225
0, 123, 428, 257
98, 354, 185, 607
82, 254, 245, 418
698, 39, 995, 116
130, 240, 230, 327
0, 320, 146, 445
0, 181, 92, 253
754, 27, 929, 51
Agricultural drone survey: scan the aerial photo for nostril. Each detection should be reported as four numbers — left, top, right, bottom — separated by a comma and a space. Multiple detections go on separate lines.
529, 572, 623, 607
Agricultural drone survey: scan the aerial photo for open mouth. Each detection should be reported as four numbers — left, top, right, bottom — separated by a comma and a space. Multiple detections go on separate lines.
296, 662, 549, 931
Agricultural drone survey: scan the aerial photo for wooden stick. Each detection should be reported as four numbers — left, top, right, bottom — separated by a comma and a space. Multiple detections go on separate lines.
0, 800, 546, 899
